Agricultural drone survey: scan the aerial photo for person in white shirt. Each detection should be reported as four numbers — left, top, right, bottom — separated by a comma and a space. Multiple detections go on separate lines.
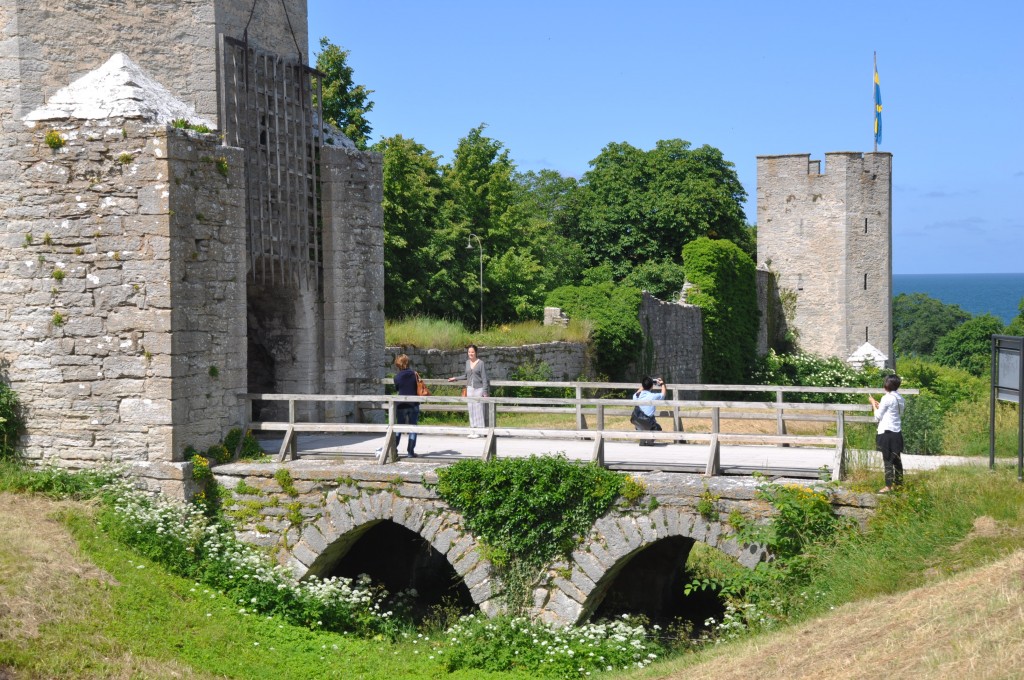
869, 374, 906, 493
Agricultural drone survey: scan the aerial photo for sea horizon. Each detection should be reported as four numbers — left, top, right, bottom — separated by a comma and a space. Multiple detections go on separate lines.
893, 273, 1024, 325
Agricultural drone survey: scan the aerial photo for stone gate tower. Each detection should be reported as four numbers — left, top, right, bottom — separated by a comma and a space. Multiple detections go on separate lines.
756, 152, 893, 367
0, 0, 383, 494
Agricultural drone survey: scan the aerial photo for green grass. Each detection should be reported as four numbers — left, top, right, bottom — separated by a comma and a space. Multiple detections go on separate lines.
0, 501, 534, 680
386, 316, 591, 350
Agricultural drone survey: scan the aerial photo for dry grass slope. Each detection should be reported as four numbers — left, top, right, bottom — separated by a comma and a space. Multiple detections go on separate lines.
635, 547, 1024, 680
0, 493, 200, 679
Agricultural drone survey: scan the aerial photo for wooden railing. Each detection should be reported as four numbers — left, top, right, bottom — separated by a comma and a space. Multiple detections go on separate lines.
237, 381, 916, 479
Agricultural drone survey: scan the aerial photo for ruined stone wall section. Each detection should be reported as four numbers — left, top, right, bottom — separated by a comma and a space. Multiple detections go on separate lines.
320, 146, 385, 419
757, 152, 893, 364
637, 292, 702, 384
0, 118, 245, 468
383, 343, 593, 382
2, 0, 308, 125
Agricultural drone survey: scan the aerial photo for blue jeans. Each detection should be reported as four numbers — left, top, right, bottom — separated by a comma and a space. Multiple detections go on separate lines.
396, 405, 419, 453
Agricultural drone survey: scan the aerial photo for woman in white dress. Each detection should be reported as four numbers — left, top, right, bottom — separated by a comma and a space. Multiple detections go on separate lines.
448, 344, 489, 437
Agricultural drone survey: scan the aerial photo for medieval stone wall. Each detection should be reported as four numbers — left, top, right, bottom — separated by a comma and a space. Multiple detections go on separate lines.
383, 342, 592, 382
756, 152, 893, 364
321, 146, 386, 419
0, 117, 246, 484
1, 0, 307, 125
637, 292, 702, 384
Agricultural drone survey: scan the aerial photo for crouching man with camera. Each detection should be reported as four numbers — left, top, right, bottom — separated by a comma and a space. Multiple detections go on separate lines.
630, 376, 666, 446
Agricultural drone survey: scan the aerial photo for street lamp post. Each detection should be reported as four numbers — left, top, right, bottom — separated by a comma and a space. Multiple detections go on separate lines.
467, 233, 483, 332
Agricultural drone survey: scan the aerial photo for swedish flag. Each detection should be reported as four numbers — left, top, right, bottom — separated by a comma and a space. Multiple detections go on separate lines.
874, 67, 883, 145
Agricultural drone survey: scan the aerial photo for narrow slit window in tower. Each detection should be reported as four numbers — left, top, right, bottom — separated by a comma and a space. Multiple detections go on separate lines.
865, 326, 869, 341
864, 273, 868, 290
864, 218, 868, 233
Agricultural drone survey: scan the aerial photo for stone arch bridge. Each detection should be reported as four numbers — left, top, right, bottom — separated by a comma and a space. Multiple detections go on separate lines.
213, 459, 876, 625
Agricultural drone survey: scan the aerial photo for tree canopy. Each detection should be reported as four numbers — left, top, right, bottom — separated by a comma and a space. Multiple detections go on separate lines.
315, 37, 374, 149
561, 139, 749, 280
892, 293, 971, 357
933, 313, 1006, 377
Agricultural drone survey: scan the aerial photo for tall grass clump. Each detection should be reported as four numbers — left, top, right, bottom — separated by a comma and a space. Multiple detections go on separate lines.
385, 316, 590, 351
0, 380, 24, 460
0, 461, 118, 498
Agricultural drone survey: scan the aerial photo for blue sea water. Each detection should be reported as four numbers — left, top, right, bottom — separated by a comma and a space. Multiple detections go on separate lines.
893, 273, 1024, 325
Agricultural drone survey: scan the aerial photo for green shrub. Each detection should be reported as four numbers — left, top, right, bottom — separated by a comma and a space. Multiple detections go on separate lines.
933, 313, 1006, 377
619, 258, 687, 300
206, 443, 231, 465
682, 237, 758, 385
435, 456, 625, 611
437, 614, 665, 676
190, 455, 212, 482
223, 427, 266, 460
901, 392, 945, 454
436, 456, 623, 567
0, 381, 24, 460
44, 130, 65, 149
545, 282, 642, 380
274, 468, 299, 496
751, 350, 883, 403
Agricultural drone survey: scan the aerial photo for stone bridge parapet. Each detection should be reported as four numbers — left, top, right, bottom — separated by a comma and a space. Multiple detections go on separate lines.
212, 460, 877, 626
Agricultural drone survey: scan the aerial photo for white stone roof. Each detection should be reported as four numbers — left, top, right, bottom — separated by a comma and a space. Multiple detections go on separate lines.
847, 342, 888, 368
23, 53, 214, 128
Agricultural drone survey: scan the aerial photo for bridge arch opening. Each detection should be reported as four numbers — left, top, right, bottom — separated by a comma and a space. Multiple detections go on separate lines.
323, 520, 475, 621
589, 537, 733, 632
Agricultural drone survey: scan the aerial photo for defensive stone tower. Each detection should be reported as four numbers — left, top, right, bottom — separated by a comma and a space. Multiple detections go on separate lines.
0, 1, 383, 494
756, 152, 893, 367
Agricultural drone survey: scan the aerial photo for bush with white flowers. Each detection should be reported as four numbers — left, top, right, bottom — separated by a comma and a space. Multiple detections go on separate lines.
98, 481, 410, 637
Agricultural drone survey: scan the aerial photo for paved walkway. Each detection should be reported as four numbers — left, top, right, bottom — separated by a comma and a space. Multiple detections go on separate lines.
259, 430, 984, 478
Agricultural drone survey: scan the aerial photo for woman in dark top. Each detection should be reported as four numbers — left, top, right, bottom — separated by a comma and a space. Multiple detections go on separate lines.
447, 344, 489, 437
392, 354, 419, 457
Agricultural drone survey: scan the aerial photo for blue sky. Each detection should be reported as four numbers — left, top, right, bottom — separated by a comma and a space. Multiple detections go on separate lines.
308, 1, 1023, 275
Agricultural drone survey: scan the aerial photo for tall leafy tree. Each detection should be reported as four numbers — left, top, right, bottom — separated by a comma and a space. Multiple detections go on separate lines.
564, 139, 748, 279
933, 313, 1006, 377
892, 293, 971, 357
315, 37, 374, 149
372, 135, 445, 318
432, 125, 564, 325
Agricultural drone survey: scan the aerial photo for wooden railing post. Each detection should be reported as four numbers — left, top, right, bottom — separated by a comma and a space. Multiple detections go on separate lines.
672, 387, 681, 431
776, 389, 786, 435
832, 410, 846, 481
576, 385, 586, 430
712, 406, 720, 435
287, 397, 297, 460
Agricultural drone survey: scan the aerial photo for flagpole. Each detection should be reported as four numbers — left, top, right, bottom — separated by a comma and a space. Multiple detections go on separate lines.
873, 52, 878, 153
